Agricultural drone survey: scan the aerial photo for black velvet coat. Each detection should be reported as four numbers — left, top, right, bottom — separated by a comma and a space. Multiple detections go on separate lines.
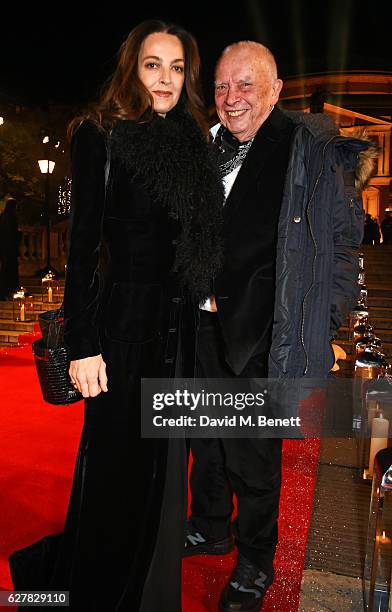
9, 112, 224, 612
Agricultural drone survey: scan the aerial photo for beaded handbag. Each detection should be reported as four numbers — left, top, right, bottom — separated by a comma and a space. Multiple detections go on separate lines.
32, 308, 83, 405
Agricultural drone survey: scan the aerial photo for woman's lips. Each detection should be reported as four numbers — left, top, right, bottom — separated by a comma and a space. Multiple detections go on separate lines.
153, 91, 172, 97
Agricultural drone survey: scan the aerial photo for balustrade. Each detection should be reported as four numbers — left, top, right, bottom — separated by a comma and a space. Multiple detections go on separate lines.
19, 225, 67, 276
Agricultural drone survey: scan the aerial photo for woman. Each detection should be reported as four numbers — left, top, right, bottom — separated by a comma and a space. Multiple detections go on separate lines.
0, 198, 20, 300
10, 20, 223, 611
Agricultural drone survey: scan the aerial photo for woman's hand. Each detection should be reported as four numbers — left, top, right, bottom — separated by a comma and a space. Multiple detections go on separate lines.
69, 354, 108, 398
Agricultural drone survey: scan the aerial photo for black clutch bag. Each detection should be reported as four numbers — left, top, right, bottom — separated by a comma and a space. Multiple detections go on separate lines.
32, 308, 83, 405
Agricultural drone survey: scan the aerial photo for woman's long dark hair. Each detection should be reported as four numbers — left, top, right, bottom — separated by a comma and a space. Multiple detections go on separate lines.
69, 20, 208, 137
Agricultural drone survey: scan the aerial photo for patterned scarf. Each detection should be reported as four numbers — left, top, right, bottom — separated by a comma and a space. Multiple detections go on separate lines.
213, 125, 254, 177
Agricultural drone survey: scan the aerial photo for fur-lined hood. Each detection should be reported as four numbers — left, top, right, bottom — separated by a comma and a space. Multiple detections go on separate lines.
283, 111, 377, 190
339, 128, 378, 190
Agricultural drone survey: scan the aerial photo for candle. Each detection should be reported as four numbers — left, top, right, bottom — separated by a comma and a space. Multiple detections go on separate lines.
48, 286, 53, 302
378, 530, 391, 545
369, 414, 389, 475
20, 303, 25, 321
367, 400, 380, 431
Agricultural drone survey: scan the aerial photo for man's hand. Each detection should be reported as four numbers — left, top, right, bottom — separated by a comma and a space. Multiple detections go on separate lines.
69, 354, 108, 398
330, 343, 347, 372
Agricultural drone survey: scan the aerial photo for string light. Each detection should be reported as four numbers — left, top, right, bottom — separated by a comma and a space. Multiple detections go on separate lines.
57, 177, 71, 215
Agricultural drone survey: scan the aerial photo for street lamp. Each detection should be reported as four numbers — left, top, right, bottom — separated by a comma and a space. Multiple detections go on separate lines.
37, 157, 58, 276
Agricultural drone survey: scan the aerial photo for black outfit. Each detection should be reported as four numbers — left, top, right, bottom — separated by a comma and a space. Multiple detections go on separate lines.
363, 215, 380, 244
0, 202, 19, 298
9, 110, 224, 612
190, 107, 371, 573
191, 109, 292, 570
381, 215, 392, 244
191, 313, 282, 569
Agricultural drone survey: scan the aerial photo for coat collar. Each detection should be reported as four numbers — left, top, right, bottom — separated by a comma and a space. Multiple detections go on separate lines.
221, 107, 293, 220
109, 110, 224, 302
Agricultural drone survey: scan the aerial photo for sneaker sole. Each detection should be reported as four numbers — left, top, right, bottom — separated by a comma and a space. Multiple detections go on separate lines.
183, 537, 235, 557
218, 576, 274, 612
219, 602, 261, 612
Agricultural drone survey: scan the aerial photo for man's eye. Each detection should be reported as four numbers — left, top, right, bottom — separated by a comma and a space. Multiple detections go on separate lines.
215, 85, 227, 92
241, 83, 251, 88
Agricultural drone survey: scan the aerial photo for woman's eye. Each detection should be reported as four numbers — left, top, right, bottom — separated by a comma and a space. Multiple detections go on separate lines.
172, 65, 184, 73
146, 62, 158, 69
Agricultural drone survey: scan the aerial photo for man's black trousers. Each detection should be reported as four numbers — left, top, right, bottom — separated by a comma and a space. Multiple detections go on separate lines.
189, 310, 282, 570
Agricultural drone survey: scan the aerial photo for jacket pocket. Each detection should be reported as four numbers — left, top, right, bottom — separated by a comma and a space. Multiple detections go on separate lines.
104, 281, 162, 343
344, 188, 365, 247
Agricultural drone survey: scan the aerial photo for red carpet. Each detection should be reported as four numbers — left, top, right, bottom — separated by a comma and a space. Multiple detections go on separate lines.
0, 336, 320, 611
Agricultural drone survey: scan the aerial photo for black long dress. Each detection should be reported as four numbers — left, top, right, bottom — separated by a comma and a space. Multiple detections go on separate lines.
0, 203, 19, 298
9, 111, 224, 611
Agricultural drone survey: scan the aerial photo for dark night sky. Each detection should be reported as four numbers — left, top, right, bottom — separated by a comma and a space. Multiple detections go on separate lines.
0, 1, 390, 109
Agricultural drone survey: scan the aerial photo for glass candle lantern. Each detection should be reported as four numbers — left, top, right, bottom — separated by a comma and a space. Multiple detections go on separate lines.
357, 360, 390, 483
354, 323, 374, 344
13, 290, 26, 321
349, 303, 369, 343
356, 347, 388, 383
364, 447, 392, 611
41, 273, 54, 303
361, 378, 392, 476
23, 294, 34, 322
41, 273, 60, 303
360, 285, 369, 306
356, 335, 376, 358
13, 289, 34, 322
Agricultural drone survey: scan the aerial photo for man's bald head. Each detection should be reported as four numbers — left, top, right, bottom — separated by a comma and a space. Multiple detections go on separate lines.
217, 41, 278, 81
214, 40, 283, 141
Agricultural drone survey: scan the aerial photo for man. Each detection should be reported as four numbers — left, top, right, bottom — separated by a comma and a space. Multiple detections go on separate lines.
186, 41, 371, 612
363, 213, 380, 245
381, 209, 392, 244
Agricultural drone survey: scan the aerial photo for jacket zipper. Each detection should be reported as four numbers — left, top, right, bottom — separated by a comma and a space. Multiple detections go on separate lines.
300, 135, 337, 374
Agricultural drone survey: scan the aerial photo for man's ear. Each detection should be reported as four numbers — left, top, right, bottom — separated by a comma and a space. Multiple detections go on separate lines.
272, 79, 283, 104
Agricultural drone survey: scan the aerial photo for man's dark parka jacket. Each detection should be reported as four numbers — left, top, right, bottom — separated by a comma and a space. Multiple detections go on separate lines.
213, 109, 368, 378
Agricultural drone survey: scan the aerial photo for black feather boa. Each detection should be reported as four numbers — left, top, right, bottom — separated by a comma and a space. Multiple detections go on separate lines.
110, 108, 224, 303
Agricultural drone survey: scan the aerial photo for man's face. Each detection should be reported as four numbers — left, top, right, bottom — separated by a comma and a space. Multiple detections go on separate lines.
214, 48, 282, 141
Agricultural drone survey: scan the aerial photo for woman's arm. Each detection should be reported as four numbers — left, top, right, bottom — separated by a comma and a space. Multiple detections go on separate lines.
64, 121, 109, 398
64, 121, 107, 360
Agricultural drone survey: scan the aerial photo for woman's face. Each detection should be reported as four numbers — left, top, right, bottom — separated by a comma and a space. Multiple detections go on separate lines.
138, 32, 185, 116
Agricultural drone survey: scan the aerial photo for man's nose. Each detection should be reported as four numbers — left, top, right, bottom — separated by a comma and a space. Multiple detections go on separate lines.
225, 86, 240, 106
